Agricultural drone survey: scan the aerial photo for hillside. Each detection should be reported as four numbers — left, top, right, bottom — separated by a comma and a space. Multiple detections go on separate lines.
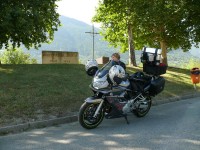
24, 16, 200, 67
20, 16, 131, 64
0, 16, 199, 67
168, 49, 200, 68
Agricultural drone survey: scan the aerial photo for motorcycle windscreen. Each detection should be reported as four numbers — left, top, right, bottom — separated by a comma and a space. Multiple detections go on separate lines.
95, 60, 118, 78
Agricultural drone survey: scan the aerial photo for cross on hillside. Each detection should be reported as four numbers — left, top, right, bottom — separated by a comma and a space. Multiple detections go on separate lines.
85, 25, 99, 59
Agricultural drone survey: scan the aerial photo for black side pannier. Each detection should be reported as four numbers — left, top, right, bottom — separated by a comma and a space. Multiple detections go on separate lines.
129, 72, 152, 93
149, 77, 165, 96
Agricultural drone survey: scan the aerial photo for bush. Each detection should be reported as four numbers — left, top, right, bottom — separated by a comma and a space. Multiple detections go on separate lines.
0, 47, 37, 64
184, 58, 200, 69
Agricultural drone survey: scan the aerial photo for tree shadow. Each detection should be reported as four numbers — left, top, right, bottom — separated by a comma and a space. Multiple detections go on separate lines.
0, 107, 199, 150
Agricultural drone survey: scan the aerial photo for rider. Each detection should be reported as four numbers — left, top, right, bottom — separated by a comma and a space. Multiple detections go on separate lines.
111, 53, 126, 71
107, 53, 127, 85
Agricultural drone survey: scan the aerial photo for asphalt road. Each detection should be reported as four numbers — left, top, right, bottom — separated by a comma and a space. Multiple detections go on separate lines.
0, 97, 200, 150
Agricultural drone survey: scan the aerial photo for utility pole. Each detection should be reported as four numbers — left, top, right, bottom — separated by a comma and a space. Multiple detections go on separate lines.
85, 24, 99, 59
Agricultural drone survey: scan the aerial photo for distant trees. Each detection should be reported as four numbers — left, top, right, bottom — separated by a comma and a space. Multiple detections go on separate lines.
94, 0, 200, 66
0, 47, 37, 64
186, 58, 200, 69
0, 0, 60, 49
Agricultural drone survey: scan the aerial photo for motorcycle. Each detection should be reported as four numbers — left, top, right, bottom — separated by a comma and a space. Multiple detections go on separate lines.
79, 47, 167, 129
78, 59, 166, 129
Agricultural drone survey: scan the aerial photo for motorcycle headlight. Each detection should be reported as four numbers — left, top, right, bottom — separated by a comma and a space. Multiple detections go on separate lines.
93, 81, 108, 89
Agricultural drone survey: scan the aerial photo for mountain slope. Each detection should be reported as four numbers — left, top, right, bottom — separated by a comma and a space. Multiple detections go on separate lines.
23, 16, 131, 64
1, 16, 199, 67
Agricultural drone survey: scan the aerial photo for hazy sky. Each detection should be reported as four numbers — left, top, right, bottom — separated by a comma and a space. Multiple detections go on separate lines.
56, 0, 99, 25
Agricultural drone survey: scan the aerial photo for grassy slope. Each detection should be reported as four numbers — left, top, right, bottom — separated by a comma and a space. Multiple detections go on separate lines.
0, 64, 93, 126
0, 64, 199, 126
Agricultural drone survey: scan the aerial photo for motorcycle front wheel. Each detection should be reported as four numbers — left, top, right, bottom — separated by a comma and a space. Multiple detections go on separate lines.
79, 102, 104, 129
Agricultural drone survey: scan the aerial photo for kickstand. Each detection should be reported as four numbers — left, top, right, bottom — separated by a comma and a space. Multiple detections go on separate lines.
124, 115, 130, 124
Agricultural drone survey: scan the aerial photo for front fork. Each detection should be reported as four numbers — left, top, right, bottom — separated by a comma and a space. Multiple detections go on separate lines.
93, 100, 104, 118
85, 97, 104, 118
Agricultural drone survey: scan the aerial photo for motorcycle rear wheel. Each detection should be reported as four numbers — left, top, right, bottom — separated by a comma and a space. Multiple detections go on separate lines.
79, 102, 104, 129
133, 97, 152, 117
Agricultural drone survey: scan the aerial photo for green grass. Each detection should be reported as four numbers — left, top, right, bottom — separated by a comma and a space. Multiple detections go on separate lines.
0, 64, 93, 126
0, 64, 199, 126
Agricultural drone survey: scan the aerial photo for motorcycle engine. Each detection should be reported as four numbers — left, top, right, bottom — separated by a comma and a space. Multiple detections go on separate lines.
122, 100, 134, 114
122, 95, 149, 114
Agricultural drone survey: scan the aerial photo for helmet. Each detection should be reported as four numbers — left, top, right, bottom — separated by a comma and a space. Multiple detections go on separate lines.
109, 65, 125, 85
85, 59, 98, 76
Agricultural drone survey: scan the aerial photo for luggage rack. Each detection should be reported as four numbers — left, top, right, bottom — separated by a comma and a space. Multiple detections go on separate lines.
141, 47, 167, 76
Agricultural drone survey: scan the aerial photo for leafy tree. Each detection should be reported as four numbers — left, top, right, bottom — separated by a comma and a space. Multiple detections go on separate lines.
0, 47, 37, 64
184, 0, 200, 45
93, 1, 139, 66
96, 0, 200, 65
130, 0, 189, 65
0, 0, 60, 49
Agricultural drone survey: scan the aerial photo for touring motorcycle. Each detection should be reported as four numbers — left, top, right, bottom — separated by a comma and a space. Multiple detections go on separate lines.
79, 48, 167, 129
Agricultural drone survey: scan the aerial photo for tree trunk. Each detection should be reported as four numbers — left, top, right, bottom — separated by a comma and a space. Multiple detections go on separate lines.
128, 24, 137, 66
160, 41, 168, 65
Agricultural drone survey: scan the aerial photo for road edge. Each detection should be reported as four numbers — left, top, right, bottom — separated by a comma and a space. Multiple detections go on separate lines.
1, 92, 200, 135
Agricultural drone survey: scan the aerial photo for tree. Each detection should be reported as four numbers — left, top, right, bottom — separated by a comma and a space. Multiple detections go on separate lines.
97, 0, 200, 65
0, 0, 60, 49
130, 0, 190, 65
0, 47, 37, 64
93, 1, 139, 66
184, 0, 200, 45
